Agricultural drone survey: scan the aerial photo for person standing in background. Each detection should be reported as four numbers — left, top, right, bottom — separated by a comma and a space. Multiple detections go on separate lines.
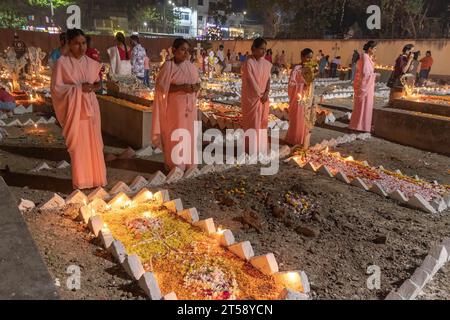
143, 49, 150, 87
107, 32, 131, 76
350, 50, 360, 82
387, 43, 415, 101
330, 56, 341, 78
49, 32, 67, 68
265, 49, 273, 63
130, 35, 146, 81
85, 36, 104, 92
419, 50, 434, 82
216, 45, 226, 73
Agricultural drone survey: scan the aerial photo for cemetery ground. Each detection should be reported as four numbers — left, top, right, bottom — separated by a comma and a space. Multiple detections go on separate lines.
1, 119, 449, 299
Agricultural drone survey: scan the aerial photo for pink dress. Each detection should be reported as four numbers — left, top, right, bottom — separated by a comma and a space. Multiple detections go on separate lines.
241, 56, 272, 153
152, 60, 200, 170
349, 53, 376, 132
51, 55, 107, 189
285, 65, 309, 146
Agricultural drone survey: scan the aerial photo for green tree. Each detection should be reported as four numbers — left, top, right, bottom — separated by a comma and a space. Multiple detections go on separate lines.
0, 0, 28, 28
27, 0, 73, 7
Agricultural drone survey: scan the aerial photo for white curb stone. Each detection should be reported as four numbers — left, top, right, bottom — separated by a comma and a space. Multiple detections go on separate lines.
135, 146, 153, 157
31, 162, 51, 172
194, 218, 216, 235
304, 162, 317, 172
410, 268, 431, 290
154, 190, 170, 204
278, 288, 309, 300
430, 198, 447, 213
370, 182, 388, 197
250, 253, 279, 275
397, 279, 420, 300
99, 229, 114, 249
164, 198, 183, 212
407, 194, 437, 214
318, 165, 334, 178
108, 240, 127, 263
108, 192, 131, 210
39, 193, 65, 210
228, 241, 255, 261
178, 208, 199, 223
166, 167, 184, 184
66, 190, 88, 205
350, 177, 369, 191
109, 181, 132, 195
88, 215, 104, 237
122, 254, 145, 281
215, 229, 235, 247
184, 166, 200, 179
429, 245, 448, 266
88, 187, 109, 201
334, 171, 351, 184
56, 160, 70, 169
139, 272, 162, 300
133, 188, 154, 204
148, 171, 166, 186
389, 189, 409, 203
420, 255, 441, 276
130, 176, 148, 192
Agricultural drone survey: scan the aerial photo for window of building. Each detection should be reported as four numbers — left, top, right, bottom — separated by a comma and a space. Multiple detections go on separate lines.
198, 16, 203, 22
198, 0, 204, 5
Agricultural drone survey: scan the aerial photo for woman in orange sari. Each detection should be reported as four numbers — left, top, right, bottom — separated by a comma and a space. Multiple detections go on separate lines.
51, 29, 107, 189
152, 38, 201, 171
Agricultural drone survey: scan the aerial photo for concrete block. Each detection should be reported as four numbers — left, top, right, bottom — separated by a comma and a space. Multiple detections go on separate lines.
429, 245, 448, 266
138, 272, 162, 300
397, 279, 420, 300
79, 205, 94, 224
88, 215, 104, 237
47, 116, 57, 124
304, 162, 317, 172
407, 194, 437, 214
89, 198, 108, 212
39, 193, 65, 210
109, 181, 132, 195
135, 146, 153, 157
99, 229, 114, 249
370, 182, 388, 197
250, 253, 279, 275
214, 229, 236, 247
318, 165, 334, 178
56, 160, 70, 169
350, 177, 370, 191
166, 167, 184, 184
133, 188, 154, 204
163, 292, 178, 300
420, 255, 441, 276
184, 166, 200, 179
385, 291, 404, 300
35, 117, 47, 125
389, 189, 409, 203
18, 199, 35, 212
163, 198, 183, 212
129, 176, 148, 192
22, 119, 35, 126
410, 267, 431, 290
335, 171, 351, 184
122, 254, 145, 281
88, 187, 109, 201
108, 192, 131, 210
13, 105, 27, 115
148, 171, 166, 186
31, 162, 51, 172
278, 288, 309, 300
178, 208, 199, 223
108, 240, 127, 263
194, 218, 216, 235
66, 190, 88, 205
430, 198, 447, 213
228, 241, 255, 261
153, 190, 170, 204
200, 164, 215, 175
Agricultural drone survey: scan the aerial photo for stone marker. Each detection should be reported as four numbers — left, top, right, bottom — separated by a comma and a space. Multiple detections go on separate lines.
278, 288, 309, 300
228, 241, 255, 261
178, 208, 199, 223
79, 205, 95, 224
22, 119, 35, 126
31, 161, 51, 172
108, 192, 131, 210
166, 167, 184, 184
164, 198, 183, 213
56, 160, 70, 169
108, 240, 127, 263
133, 188, 154, 204
352, 176, 371, 191
250, 253, 279, 275
90, 198, 108, 212
153, 189, 170, 204
122, 254, 145, 280
88, 215, 104, 237
184, 166, 200, 179
428, 245, 448, 266
388, 189, 409, 203
18, 199, 35, 212
430, 198, 447, 213
99, 229, 114, 249
148, 171, 166, 186
214, 229, 235, 247
385, 291, 403, 300
13, 105, 27, 115
39, 193, 65, 210
420, 255, 441, 276
163, 292, 178, 300
88, 187, 109, 201
410, 267, 431, 290
335, 171, 351, 184
407, 194, 437, 214
370, 182, 388, 197
139, 272, 162, 300
135, 146, 153, 157
109, 181, 132, 195
66, 189, 88, 205
318, 165, 334, 178
397, 279, 420, 300
129, 176, 148, 192
194, 218, 216, 235
304, 162, 317, 172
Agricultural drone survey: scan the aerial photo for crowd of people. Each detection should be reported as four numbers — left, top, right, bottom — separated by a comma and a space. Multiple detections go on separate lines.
1, 28, 438, 191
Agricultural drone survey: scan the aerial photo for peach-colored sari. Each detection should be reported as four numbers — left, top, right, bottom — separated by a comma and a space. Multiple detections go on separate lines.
51, 55, 107, 189
152, 60, 200, 170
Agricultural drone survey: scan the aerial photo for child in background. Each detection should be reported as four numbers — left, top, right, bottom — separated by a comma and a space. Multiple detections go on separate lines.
0, 86, 16, 116
143, 49, 150, 87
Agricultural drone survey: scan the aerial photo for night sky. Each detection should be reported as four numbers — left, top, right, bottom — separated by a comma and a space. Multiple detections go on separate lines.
232, 0, 246, 10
